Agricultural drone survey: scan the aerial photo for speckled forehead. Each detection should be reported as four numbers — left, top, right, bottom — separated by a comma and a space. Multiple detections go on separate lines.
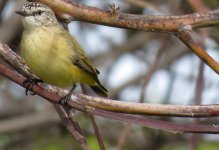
23, 2, 41, 9
22, 2, 48, 11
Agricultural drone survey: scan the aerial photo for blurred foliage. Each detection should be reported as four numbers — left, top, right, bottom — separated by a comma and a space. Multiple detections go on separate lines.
162, 141, 219, 150
0, 125, 80, 150
203, 0, 219, 8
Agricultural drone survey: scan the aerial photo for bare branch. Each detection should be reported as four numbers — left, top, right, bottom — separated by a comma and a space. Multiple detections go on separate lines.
54, 104, 89, 150
1, 42, 219, 118
69, 94, 219, 117
139, 35, 167, 102
29, 0, 219, 32
83, 107, 219, 134
81, 84, 105, 150
178, 31, 219, 75
0, 42, 219, 133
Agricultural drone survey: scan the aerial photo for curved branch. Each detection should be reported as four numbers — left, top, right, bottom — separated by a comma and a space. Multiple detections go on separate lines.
69, 94, 219, 117
85, 108, 219, 134
0, 42, 219, 118
1, 63, 219, 134
29, 0, 219, 32
0, 42, 219, 134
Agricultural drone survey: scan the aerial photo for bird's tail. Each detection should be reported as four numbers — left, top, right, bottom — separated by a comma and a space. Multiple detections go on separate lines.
90, 83, 108, 97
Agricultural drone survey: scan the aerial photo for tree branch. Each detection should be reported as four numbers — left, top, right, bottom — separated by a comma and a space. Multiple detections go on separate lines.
81, 84, 105, 150
178, 31, 219, 75
53, 104, 89, 150
0, 42, 219, 134
29, 0, 219, 32
1, 42, 219, 118
69, 94, 219, 117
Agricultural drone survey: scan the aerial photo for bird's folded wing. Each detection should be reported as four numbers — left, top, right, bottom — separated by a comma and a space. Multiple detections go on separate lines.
61, 29, 100, 76
72, 57, 98, 76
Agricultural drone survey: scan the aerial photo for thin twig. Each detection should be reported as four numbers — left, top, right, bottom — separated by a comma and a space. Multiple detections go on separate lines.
81, 84, 105, 150
116, 36, 167, 149
94, 32, 153, 67
54, 104, 89, 150
140, 36, 167, 102
189, 61, 204, 150
89, 115, 105, 150
178, 30, 219, 75
109, 43, 189, 97
116, 124, 132, 150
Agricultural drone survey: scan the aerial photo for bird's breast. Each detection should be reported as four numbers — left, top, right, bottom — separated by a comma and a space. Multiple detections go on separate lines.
20, 28, 82, 87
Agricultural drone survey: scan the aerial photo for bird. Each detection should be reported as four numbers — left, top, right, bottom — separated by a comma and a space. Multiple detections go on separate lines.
16, 2, 108, 100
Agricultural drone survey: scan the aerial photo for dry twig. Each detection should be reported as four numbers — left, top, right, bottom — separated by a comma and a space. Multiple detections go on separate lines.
81, 84, 105, 150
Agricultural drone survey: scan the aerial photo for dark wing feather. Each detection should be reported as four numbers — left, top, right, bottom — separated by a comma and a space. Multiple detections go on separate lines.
72, 57, 97, 76
63, 30, 98, 77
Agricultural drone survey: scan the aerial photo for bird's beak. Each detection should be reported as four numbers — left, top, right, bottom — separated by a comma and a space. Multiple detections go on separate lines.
15, 10, 28, 16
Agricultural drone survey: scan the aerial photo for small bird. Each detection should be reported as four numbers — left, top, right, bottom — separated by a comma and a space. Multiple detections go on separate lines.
16, 2, 108, 98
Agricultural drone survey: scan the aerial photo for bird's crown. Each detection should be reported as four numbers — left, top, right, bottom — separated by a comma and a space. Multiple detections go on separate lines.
16, 2, 59, 28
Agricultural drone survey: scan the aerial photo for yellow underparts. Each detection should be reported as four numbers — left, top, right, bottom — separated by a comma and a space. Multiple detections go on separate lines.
21, 26, 96, 87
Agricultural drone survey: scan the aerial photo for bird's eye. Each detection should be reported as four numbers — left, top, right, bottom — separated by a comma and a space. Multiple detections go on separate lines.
36, 11, 43, 15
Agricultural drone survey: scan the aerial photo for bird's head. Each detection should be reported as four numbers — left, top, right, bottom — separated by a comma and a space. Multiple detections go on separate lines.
16, 2, 58, 29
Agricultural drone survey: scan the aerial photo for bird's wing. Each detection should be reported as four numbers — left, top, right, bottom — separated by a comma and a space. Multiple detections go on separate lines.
71, 56, 98, 76
62, 30, 99, 76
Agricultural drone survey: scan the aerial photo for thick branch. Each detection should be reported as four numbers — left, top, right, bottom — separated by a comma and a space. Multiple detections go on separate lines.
0, 42, 219, 134
69, 95, 219, 117
29, 0, 219, 32
1, 42, 219, 118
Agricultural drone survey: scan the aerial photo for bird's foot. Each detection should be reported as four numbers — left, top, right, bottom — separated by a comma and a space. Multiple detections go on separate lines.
60, 92, 73, 105
59, 84, 76, 108
59, 85, 77, 114
23, 78, 43, 95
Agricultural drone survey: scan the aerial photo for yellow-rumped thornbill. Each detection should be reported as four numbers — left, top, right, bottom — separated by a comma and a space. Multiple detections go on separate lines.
16, 2, 108, 101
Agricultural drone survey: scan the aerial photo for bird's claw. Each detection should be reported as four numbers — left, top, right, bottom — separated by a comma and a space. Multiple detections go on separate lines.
59, 84, 76, 106
23, 78, 43, 95
60, 93, 72, 105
